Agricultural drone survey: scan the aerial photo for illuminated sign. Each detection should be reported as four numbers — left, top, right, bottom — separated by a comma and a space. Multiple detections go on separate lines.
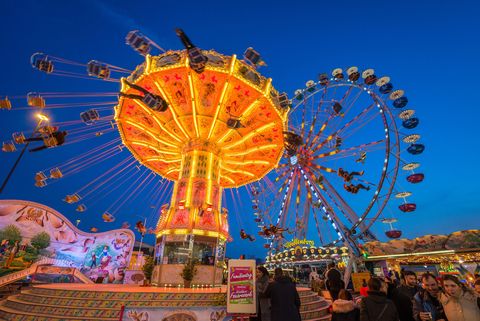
284, 238, 314, 248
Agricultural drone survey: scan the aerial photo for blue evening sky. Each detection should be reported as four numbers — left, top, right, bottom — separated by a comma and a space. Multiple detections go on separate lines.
0, 0, 479, 259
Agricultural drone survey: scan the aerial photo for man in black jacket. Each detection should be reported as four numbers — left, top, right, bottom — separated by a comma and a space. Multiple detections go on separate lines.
388, 281, 415, 321
265, 268, 301, 321
397, 271, 420, 300
325, 262, 345, 300
360, 277, 399, 321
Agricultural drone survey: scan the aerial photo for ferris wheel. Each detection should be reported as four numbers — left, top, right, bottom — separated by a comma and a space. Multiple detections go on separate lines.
251, 67, 425, 254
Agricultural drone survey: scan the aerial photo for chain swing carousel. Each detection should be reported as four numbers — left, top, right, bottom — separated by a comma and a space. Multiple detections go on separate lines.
115, 30, 289, 285
1, 29, 289, 287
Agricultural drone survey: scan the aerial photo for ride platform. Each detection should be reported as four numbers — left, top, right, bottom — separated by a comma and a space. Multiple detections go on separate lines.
0, 284, 331, 321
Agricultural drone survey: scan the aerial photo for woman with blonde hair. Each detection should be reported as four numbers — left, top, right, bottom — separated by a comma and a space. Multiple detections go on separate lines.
440, 274, 480, 321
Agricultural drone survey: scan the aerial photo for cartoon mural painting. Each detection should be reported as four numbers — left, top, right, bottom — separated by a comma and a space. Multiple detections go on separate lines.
0, 200, 134, 283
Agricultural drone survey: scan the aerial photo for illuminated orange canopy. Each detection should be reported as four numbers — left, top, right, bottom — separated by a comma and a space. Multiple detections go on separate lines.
115, 50, 288, 239
115, 50, 288, 188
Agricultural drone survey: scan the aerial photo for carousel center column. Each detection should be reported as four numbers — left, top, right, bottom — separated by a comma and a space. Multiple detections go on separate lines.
152, 139, 229, 286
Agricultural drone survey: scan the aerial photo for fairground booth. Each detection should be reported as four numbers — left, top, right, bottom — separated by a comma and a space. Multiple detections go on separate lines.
264, 238, 349, 284
362, 229, 480, 283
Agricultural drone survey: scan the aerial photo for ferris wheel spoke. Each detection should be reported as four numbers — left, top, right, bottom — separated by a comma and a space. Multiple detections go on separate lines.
313, 139, 384, 161
311, 206, 325, 245
312, 102, 375, 154
305, 116, 331, 150
303, 92, 327, 146
302, 88, 349, 149
303, 109, 319, 147
306, 175, 351, 244
322, 168, 381, 240
260, 170, 294, 226
339, 109, 382, 141
293, 171, 303, 237
324, 88, 363, 136
311, 164, 337, 173
300, 177, 319, 239
299, 187, 312, 239
320, 174, 366, 228
299, 97, 308, 139
276, 169, 299, 229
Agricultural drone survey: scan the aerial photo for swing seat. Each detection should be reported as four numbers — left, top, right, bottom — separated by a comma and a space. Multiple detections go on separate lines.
31, 53, 54, 73
35, 180, 47, 188
35, 60, 53, 73
80, 109, 100, 124
38, 125, 56, 135
102, 212, 115, 222
244, 47, 261, 65
188, 47, 207, 74
277, 92, 291, 110
12, 132, 26, 144
2, 141, 16, 152
50, 167, 63, 179
64, 193, 81, 204
87, 61, 111, 79
43, 136, 58, 148
125, 30, 151, 55
226, 118, 243, 129
34, 171, 48, 181
27, 93, 46, 108
76, 204, 87, 212
142, 93, 168, 112
0, 97, 12, 110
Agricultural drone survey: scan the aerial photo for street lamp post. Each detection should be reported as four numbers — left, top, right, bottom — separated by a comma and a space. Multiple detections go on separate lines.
0, 113, 49, 194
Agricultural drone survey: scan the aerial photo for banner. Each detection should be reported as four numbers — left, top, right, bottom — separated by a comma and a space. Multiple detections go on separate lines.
227, 259, 256, 314
122, 306, 232, 321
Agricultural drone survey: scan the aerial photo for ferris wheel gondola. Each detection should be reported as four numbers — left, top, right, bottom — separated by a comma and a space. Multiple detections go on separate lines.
382, 218, 402, 239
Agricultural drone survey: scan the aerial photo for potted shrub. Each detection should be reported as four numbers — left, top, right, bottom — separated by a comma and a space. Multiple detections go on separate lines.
142, 256, 154, 286
180, 260, 197, 288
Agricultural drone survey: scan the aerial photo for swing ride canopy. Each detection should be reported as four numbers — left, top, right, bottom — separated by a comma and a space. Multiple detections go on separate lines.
115, 50, 288, 187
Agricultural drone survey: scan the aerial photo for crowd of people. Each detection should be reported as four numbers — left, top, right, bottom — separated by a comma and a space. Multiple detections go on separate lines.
327, 268, 480, 321
250, 262, 480, 321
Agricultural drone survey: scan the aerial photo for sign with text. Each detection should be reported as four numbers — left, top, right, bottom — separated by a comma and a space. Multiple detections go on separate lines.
227, 259, 256, 314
